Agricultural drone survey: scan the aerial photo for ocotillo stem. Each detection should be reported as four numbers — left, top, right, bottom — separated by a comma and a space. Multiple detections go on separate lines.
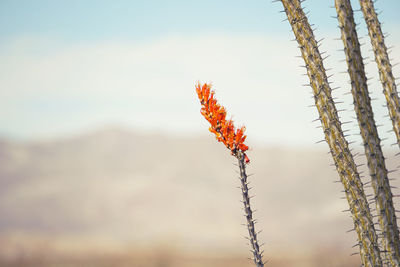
237, 152, 264, 267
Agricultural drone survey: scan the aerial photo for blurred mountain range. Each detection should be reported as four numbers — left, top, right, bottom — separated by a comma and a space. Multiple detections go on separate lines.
0, 127, 399, 266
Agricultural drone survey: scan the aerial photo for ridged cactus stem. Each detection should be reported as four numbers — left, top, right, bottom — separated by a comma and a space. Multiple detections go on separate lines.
359, 0, 400, 150
335, 1, 400, 265
237, 151, 264, 267
280, 0, 382, 266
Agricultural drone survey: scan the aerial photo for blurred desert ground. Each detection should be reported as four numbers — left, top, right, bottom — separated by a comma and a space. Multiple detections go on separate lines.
0, 127, 399, 267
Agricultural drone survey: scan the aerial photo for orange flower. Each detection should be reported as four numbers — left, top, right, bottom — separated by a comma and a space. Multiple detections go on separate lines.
196, 82, 249, 162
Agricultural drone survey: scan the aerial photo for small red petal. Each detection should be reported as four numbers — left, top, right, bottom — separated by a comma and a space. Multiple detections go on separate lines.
244, 154, 250, 164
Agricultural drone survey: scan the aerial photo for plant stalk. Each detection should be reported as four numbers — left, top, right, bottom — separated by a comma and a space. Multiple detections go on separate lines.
359, 0, 400, 150
237, 151, 264, 267
279, 0, 382, 265
335, 1, 400, 265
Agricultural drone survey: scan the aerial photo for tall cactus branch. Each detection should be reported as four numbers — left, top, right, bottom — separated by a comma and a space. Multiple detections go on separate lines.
279, 0, 382, 266
335, 1, 400, 265
359, 0, 400, 150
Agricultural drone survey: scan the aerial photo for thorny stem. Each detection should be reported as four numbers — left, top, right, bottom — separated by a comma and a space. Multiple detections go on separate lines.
237, 151, 264, 267
280, 0, 382, 266
335, 1, 400, 265
359, 0, 400, 151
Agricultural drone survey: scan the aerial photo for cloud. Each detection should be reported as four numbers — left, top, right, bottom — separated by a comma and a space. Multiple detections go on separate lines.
0, 33, 399, 146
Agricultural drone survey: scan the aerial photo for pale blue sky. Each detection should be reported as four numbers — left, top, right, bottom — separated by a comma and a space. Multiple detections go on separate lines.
0, 0, 399, 42
0, 0, 399, 146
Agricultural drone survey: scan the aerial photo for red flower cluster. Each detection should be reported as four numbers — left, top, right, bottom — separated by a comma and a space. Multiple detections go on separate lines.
196, 82, 249, 162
